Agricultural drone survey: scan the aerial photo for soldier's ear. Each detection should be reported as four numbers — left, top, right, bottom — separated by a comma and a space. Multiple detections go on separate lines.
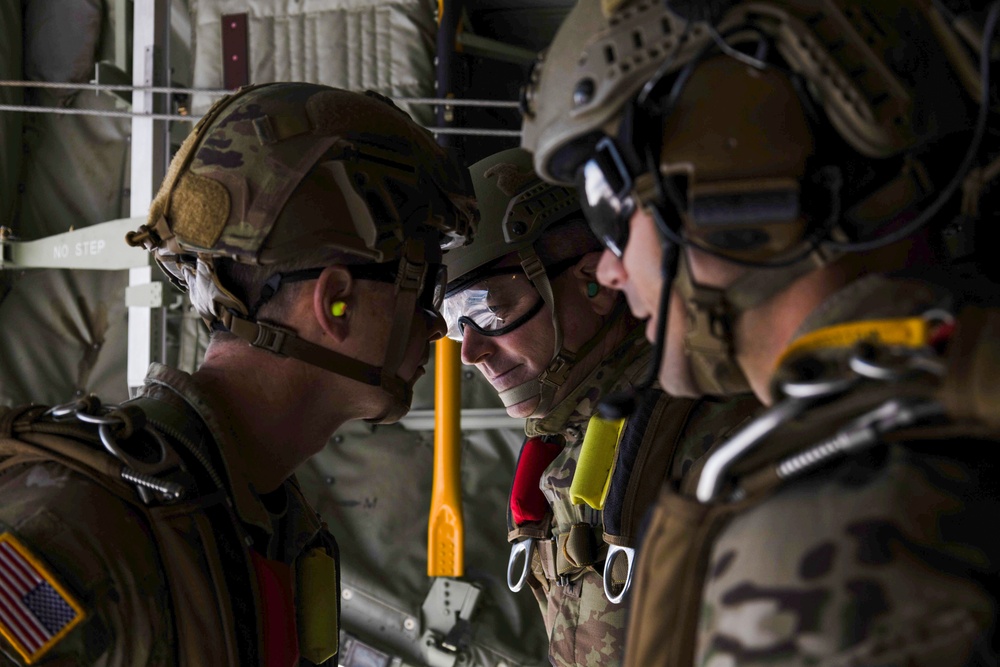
314, 265, 353, 342
573, 251, 616, 316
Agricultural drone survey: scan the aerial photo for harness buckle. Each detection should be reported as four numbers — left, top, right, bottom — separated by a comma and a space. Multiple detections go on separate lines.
397, 255, 425, 293
603, 545, 635, 604
250, 321, 293, 355
506, 539, 535, 592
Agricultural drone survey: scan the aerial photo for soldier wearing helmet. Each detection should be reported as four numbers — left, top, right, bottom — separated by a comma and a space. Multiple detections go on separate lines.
442, 147, 757, 667
0, 82, 475, 666
523, 2, 1000, 666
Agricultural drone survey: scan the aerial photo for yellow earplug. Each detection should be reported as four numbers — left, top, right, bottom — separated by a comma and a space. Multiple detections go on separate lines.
330, 301, 347, 317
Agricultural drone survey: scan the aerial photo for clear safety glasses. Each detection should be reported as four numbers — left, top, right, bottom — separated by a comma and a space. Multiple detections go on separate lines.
443, 269, 545, 342
443, 256, 582, 342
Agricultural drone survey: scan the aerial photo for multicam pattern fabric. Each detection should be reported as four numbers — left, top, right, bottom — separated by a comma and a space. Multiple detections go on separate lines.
0, 364, 336, 666
523, 331, 760, 667
630, 275, 999, 667
698, 445, 995, 667
0, 459, 174, 665
666, 395, 760, 482
148, 83, 475, 267
525, 332, 649, 667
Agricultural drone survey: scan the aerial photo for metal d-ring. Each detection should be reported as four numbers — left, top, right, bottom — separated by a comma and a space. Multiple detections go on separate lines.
46, 399, 91, 419
696, 396, 815, 503
97, 422, 167, 470
847, 351, 910, 381
76, 411, 125, 426
506, 539, 535, 593
779, 374, 856, 399
603, 545, 635, 604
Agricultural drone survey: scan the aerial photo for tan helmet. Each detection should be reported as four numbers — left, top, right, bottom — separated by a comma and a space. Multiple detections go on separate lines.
522, 0, 989, 396
523, 0, 979, 189
127, 82, 478, 418
443, 147, 615, 418
444, 148, 614, 417
521, 0, 690, 186
445, 148, 578, 285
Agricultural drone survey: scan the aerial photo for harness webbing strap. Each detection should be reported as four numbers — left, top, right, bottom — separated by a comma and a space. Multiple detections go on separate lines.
602, 392, 701, 546
534, 524, 608, 582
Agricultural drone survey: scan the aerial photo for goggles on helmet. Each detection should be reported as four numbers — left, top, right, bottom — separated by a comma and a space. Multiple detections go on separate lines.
250, 259, 447, 320
443, 256, 582, 342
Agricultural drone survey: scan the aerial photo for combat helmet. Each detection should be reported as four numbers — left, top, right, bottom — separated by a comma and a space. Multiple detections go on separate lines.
522, 0, 995, 395
127, 82, 477, 414
443, 147, 612, 418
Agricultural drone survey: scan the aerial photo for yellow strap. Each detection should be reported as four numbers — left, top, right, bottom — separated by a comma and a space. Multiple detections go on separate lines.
570, 415, 627, 509
297, 548, 340, 664
774, 317, 931, 371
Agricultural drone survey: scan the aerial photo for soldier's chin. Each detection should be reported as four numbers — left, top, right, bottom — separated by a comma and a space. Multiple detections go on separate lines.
365, 400, 408, 425
505, 396, 540, 419
364, 386, 413, 425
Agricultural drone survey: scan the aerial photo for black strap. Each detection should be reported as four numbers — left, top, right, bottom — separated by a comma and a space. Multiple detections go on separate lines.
603, 389, 664, 538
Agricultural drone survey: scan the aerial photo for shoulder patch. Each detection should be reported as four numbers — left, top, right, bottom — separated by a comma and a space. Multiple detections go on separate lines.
0, 533, 86, 664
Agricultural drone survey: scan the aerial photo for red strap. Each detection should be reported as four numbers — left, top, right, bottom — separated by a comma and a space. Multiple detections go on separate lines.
929, 320, 956, 352
250, 550, 300, 667
510, 436, 563, 525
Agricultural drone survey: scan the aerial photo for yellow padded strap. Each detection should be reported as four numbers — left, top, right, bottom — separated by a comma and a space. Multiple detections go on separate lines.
570, 415, 627, 509
774, 317, 931, 371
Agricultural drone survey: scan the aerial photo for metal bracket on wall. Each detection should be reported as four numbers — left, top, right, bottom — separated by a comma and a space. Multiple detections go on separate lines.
419, 578, 482, 667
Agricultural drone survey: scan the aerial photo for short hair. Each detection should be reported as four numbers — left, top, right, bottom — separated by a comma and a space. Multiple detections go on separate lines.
534, 217, 603, 266
210, 248, 364, 344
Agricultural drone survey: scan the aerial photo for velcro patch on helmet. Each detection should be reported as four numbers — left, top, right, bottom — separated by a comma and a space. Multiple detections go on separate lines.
0, 533, 86, 664
171, 172, 231, 250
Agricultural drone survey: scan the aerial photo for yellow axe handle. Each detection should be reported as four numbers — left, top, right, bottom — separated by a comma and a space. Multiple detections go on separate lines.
428, 337, 464, 576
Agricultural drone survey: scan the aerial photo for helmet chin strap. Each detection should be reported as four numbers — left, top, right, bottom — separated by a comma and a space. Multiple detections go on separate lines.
218, 239, 432, 424
497, 245, 625, 419
672, 249, 831, 396
495, 246, 575, 417
367, 240, 430, 424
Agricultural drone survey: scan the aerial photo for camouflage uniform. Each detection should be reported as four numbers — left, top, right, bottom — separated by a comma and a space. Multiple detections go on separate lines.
522, 330, 759, 667
0, 82, 473, 667
0, 363, 339, 666
518, 331, 645, 667
626, 275, 1000, 667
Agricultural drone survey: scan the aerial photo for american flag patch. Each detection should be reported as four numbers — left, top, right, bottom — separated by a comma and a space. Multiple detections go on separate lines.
0, 533, 86, 664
